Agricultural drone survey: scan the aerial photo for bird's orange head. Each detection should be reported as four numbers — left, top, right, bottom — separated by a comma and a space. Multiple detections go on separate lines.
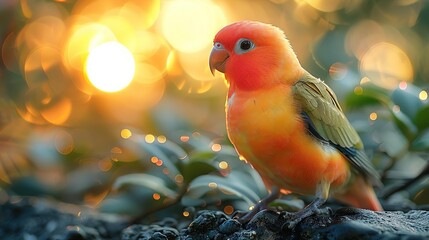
209, 21, 303, 91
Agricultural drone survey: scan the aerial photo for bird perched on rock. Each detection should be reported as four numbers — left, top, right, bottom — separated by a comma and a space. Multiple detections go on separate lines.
209, 21, 382, 227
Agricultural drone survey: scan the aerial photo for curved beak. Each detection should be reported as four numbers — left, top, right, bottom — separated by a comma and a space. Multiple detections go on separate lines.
209, 47, 229, 75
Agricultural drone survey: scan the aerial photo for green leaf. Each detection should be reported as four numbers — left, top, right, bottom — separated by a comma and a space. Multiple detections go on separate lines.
135, 136, 181, 177
182, 161, 218, 184
99, 194, 143, 215
344, 83, 390, 109
185, 172, 267, 207
154, 140, 189, 165
113, 173, 178, 199
411, 130, 429, 151
391, 85, 424, 120
389, 106, 418, 141
414, 105, 429, 131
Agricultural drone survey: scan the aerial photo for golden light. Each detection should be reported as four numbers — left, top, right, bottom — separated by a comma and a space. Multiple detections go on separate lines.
304, 0, 344, 12
419, 90, 428, 101
354, 86, 364, 95
183, 211, 190, 217
223, 205, 234, 215
120, 129, 132, 139
360, 42, 413, 90
151, 156, 159, 163
211, 143, 222, 152
160, 0, 226, 53
345, 20, 385, 60
153, 193, 161, 200
145, 134, 156, 143
369, 112, 378, 121
360, 77, 371, 85
208, 182, 218, 189
157, 135, 167, 143
218, 161, 228, 170
40, 97, 73, 125
85, 41, 135, 92
98, 159, 113, 172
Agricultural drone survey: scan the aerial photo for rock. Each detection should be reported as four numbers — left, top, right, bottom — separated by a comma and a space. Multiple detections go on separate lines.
2, 198, 429, 239
219, 219, 241, 234
0, 198, 125, 240
121, 224, 180, 240
182, 208, 429, 239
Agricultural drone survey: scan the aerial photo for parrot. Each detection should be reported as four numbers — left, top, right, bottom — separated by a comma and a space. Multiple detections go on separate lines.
208, 21, 383, 227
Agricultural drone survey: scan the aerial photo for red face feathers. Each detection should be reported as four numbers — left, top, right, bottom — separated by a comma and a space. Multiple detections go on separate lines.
209, 21, 303, 91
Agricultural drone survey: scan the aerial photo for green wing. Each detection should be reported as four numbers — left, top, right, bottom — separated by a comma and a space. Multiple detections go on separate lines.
292, 72, 380, 186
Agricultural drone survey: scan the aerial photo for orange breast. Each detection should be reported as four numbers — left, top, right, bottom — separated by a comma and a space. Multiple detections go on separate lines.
226, 85, 350, 195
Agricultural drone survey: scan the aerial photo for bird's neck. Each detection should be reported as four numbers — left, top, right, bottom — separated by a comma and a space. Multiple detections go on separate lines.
226, 63, 305, 95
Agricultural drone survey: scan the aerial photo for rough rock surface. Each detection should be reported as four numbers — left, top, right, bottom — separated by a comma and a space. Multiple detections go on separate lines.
1, 198, 429, 239
0, 198, 126, 240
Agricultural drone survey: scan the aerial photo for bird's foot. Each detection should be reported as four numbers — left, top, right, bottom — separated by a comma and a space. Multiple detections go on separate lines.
280, 197, 330, 229
233, 187, 281, 224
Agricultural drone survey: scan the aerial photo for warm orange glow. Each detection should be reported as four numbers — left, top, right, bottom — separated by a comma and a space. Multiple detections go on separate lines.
155, 160, 163, 166
180, 135, 190, 142
345, 20, 385, 60
40, 97, 73, 125
369, 112, 378, 121
183, 211, 190, 217
304, 0, 344, 12
157, 135, 167, 143
360, 42, 413, 90
223, 205, 234, 215
111, 147, 122, 154
153, 193, 161, 200
161, 0, 226, 53
145, 134, 156, 143
85, 41, 135, 92
151, 156, 159, 164
98, 159, 113, 172
120, 129, 132, 139
211, 143, 222, 152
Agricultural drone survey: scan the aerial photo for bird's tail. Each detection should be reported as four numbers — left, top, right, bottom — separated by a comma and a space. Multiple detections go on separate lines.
334, 175, 383, 211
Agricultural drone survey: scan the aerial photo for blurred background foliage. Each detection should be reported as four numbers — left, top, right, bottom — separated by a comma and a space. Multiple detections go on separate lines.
1, 0, 429, 222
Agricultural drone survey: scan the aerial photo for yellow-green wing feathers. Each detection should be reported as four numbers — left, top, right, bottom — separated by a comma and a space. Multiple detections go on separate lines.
292, 73, 361, 149
292, 72, 381, 186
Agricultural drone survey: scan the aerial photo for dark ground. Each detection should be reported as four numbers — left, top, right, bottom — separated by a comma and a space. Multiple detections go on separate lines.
1, 197, 429, 240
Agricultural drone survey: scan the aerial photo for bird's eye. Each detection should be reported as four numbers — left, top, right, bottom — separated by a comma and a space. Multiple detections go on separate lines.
240, 40, 252, 50
213, 42, 224, 50
234, 38, 255, 54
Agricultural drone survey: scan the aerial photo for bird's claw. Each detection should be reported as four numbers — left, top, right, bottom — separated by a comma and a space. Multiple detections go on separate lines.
280, 207, 332, 230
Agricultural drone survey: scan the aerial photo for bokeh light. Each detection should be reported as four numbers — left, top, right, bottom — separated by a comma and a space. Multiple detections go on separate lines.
161, 0, 226, 53
419, 90, 428, 101
85, 41, 135, 92
360, 42, 413, 90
